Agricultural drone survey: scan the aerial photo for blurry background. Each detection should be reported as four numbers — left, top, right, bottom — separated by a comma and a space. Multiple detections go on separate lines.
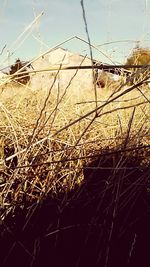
0, 0, 150, 68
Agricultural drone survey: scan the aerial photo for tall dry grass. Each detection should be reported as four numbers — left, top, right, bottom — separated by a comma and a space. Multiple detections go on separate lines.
1, 3, 150, 266
0, 67, 150, 221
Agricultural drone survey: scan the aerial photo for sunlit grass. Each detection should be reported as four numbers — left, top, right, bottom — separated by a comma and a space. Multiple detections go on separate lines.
0, 73, 150, 219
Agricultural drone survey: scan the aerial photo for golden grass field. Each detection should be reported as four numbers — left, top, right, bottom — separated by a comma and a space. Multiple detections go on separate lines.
0, 72, 150, 220
1, 2, 150, 265
0, 59, 150, 267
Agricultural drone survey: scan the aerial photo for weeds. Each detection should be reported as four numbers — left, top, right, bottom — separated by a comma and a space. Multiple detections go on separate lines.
0, 2, 150, 266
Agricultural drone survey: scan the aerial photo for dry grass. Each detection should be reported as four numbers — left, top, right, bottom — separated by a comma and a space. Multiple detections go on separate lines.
1, 3, 150, 266
0, 70, 150, 222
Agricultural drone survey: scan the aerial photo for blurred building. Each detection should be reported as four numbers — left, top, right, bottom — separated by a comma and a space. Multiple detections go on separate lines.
29, 47, 94, 94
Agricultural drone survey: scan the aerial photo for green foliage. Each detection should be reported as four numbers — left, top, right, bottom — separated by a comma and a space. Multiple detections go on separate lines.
9, 58, 30, 85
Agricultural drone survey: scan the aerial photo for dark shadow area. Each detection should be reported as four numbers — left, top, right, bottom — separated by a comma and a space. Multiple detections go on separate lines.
1, 151, 150, 267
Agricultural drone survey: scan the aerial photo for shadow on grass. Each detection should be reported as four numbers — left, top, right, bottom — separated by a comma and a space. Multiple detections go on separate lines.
1, 150, 150, 267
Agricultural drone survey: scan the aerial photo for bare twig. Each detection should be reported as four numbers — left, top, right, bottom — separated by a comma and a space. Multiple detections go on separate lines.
80, 0, 98, 114
0, 44, 6, 56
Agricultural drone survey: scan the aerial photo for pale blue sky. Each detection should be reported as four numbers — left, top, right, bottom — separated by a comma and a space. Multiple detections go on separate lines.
0, 0, 150, 69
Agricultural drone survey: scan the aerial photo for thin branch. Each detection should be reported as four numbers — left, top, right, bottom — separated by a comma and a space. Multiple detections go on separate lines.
0, 44, 6, 56
80, 0, 98, 114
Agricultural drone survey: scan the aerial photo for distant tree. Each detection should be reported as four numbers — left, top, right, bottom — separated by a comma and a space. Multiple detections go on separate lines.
9, 58, 30, 85
125, 47, 150, 84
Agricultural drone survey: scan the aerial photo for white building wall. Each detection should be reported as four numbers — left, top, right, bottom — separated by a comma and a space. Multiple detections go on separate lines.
30, 48, 94, 96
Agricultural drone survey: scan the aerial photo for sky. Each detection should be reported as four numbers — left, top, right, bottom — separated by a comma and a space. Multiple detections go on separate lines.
0, 0, 150, 69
